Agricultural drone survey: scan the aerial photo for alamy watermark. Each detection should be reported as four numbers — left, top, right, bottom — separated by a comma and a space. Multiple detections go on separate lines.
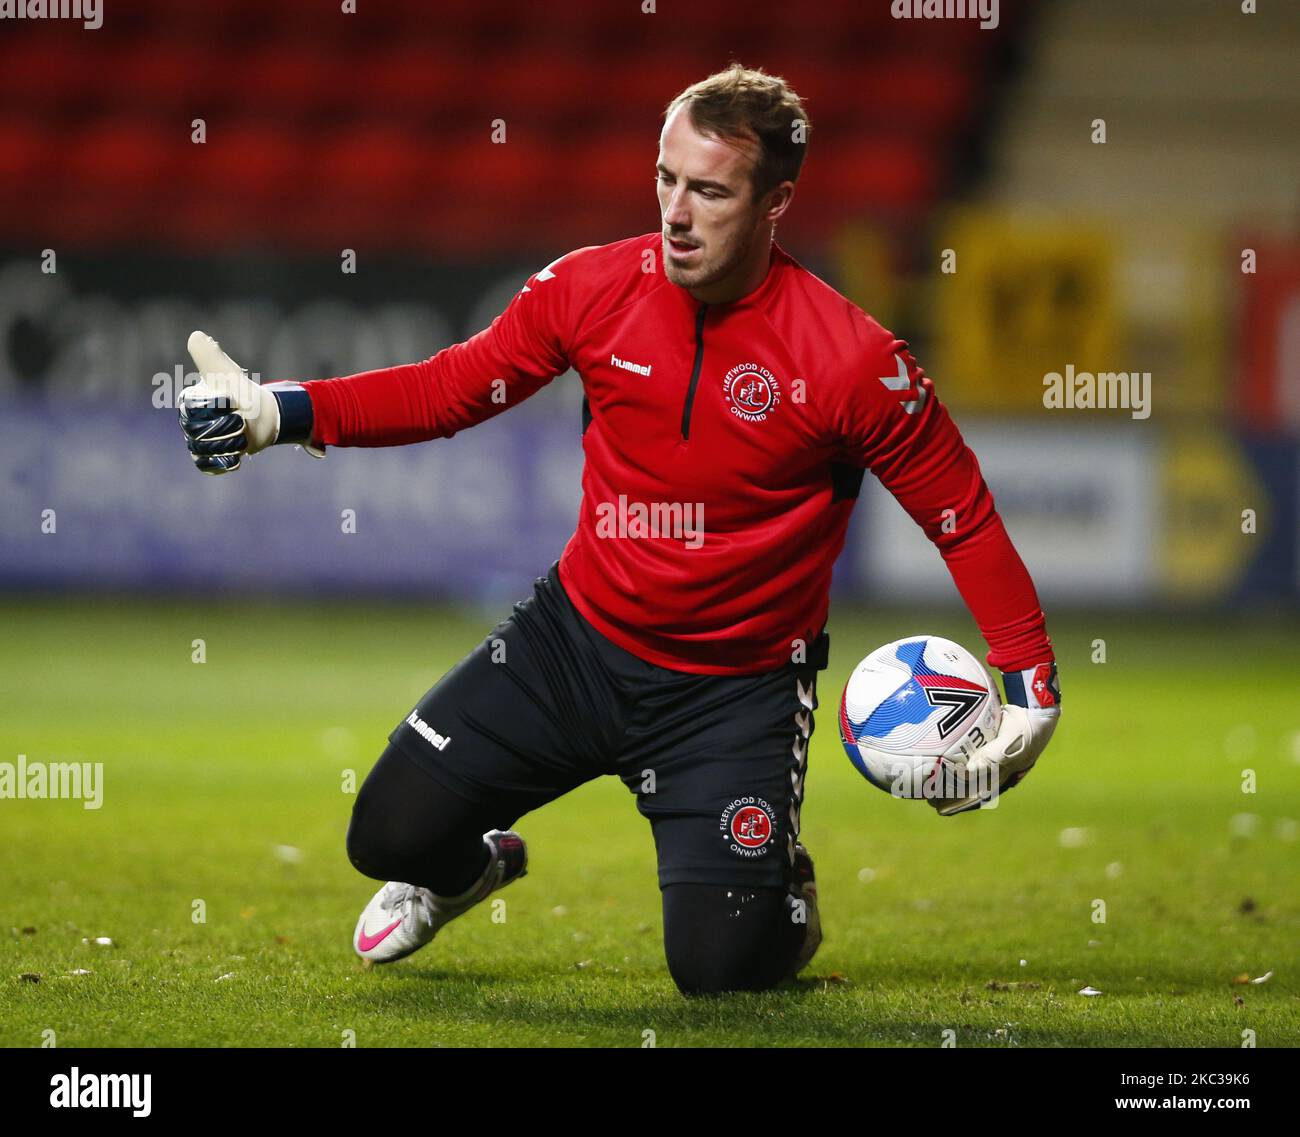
50, 1069, 150, 1117
0, 0, 102, 30
887, 757, 1001, 808
1, 755, 103, 809
1043, 364, 1151, 420
594, 494, 704, 549
891, 0, 998, 32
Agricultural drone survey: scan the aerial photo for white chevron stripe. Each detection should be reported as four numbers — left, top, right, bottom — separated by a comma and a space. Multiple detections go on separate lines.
902, 386, 929, 415
878, 353, 910, 391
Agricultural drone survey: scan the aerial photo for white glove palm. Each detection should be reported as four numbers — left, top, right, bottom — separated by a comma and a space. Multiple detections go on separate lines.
931, 663, 1061, 817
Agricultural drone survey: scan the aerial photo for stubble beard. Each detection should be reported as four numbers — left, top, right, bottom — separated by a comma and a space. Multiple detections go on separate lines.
662, 228, 751, 293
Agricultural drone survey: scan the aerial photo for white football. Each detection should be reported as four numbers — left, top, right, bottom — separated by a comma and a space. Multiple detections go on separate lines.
839, 635, 1001, 800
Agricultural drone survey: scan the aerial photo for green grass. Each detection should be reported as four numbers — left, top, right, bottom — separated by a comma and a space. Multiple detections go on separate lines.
2, 597, 1298, 1047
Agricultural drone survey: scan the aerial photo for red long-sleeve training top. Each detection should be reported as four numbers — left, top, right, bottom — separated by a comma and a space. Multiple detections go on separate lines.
303, 232, 1053, 676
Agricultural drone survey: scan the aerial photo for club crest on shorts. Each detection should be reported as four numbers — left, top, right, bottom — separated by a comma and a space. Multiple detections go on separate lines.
723, 363, 782, 423
720, 796, 777, 858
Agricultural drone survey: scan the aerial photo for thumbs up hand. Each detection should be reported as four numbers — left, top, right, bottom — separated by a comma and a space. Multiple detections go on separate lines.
178, 331, 322, 474
178, 331, 279, 475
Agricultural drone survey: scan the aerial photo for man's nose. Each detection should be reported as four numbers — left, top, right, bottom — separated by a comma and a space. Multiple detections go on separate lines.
663, 185, 690, 228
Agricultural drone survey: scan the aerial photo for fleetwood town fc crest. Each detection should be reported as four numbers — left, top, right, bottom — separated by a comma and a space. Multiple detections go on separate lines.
720, 796, 778, 858
724, 363, 782, 423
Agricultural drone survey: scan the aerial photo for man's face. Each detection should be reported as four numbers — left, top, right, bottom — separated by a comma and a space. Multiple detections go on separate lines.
656, 105, 771, 299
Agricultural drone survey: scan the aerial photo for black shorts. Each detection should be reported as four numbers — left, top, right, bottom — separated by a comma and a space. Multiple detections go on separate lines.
387, 562, 830, 889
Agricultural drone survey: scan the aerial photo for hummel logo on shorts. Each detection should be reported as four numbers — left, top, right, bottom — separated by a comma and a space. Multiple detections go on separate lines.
406, 710, 452, 751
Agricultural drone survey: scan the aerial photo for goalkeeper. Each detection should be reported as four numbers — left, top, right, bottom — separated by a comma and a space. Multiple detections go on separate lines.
177, 64, 1060, 994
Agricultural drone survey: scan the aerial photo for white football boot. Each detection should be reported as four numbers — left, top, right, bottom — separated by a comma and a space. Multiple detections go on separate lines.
353, 829, 528, 964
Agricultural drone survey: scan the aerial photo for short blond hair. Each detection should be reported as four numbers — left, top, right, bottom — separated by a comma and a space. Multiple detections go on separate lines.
664, 63, 811, 199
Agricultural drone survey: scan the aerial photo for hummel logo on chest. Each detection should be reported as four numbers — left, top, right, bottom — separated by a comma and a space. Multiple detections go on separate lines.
611, 353, 652, 377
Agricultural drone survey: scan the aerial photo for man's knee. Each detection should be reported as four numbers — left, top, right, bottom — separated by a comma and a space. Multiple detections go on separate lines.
661, 883, 804, 995
345, 796, 405, 881
346, 791, 490, 888
345, 743, 490, 886
346, 784, 424, 880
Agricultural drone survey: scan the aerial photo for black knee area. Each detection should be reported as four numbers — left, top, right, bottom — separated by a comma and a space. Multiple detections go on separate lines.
661, 883, 805, 996
346, 743, 495, 894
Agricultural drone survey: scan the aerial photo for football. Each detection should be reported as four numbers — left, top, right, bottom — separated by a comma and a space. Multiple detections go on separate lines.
839, 635, 1002, 800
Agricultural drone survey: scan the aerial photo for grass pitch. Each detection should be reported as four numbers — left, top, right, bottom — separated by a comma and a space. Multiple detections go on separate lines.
2, 597, 1298, 1048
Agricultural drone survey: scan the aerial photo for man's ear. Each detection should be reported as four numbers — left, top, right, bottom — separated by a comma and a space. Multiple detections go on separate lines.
763, 180, 796, 225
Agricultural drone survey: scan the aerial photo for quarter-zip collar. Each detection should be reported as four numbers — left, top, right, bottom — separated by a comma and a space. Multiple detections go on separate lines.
668, 240, 792, 441
665, 240, 791, 317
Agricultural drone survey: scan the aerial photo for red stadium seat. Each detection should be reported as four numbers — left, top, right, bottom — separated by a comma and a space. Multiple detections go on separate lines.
95, 39, 220, 114
238, 45, 353, 119
0, 117, 56, 189
381, 0, 519, 43
477, 51, 600, 125
799, 137, 940, 219
0, 34, 103, 113
313, 123, 432, 209
855, 56, 976, 136
189, 120, 309, 203
606, 51, 723, 122
435, 132, 557, 201
352, 44, 469, 118
571, 134, 659, 205
60, 119, 180, 195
